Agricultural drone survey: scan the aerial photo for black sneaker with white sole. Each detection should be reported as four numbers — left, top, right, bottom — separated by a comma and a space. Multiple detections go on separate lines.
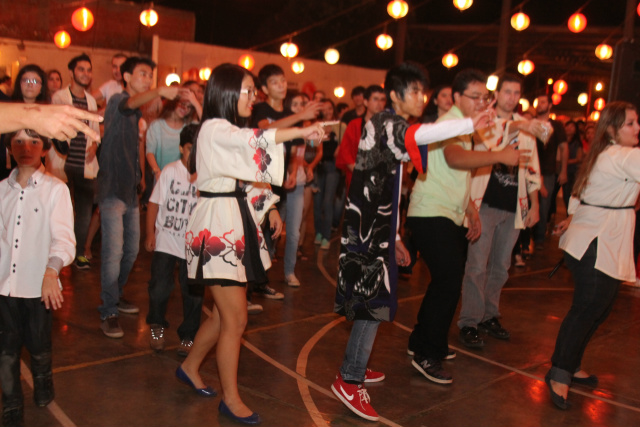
412, 354, 453, 384
478, 317, 511, 340
407, 347, 456, 360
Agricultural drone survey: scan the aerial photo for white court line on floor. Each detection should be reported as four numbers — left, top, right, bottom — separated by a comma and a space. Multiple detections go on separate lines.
20, 361, 77, 427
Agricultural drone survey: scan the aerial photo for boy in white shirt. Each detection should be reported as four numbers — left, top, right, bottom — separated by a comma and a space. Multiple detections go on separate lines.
0, 129, 75, 427
144, 124, 202, 356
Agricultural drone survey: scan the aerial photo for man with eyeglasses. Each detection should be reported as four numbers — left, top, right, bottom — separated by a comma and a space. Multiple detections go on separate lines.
457, 73, 543, 349
406, 69, 525, 385
51, 53, 100, 270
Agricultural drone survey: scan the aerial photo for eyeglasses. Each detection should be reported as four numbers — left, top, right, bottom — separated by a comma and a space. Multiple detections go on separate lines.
21, 78, 42, 86
462, 93, 491, 104
178, 101, 193, 109
240, 87, 258, 99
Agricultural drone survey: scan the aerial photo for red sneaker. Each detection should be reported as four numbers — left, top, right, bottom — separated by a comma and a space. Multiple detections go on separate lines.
331, 375, 379, 421
364, 368, 385, 383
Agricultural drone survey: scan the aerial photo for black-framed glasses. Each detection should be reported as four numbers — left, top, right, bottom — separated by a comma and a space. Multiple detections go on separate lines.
462, 93, 491, 104
240, 87, 258, 99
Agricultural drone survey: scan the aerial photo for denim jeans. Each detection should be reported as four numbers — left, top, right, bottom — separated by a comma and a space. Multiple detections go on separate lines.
458, 205, 520, 329
146, 252, 203, 341
407, 216, 468, 360
534, 174, 556, 244
65, 169, 96, 257
548, 239, 621, 385
99, 197, 140, 319
314, 160, 340, 240
284, 183, 305, 277
340, 319, 380, 383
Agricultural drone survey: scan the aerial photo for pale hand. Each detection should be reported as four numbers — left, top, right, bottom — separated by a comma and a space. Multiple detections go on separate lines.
395, 240, 411, 267
159, 86, 180, 100
269, 209, 283, 239
28, 104, 102, 142
41, 275, 63, 310
300, 123, 325, 142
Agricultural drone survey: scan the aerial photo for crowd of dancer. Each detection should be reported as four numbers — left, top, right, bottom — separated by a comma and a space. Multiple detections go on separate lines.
0, 51, 638, 427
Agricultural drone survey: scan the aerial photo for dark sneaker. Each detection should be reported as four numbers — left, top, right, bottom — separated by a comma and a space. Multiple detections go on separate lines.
101, 315, 124, 338
149, 324, 165, 352
177, 339, 193, 357
253, 284, 284, 300
459, 326, 485, 348
411, 354, 453, 384
74, 256, 91, 269
478, 317, 511, 340
407, 347, 456, 360
2, 406, 24, 427
331, 374, 379, 421
117, 298, 139, 314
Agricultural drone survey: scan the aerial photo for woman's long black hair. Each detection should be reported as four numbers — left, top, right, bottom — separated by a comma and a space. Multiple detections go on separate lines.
11, 64, 48, 103
188, 63, 253, 173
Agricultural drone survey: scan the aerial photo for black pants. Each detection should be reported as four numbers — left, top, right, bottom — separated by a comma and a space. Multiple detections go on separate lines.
407, 216, 468, 359
548, 239, 621, 385
0, 296, 53, 408
146, 252, 203, 341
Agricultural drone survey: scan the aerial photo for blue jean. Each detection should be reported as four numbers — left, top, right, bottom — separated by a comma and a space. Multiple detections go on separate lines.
548, 239, 621, 386
99, 197, 140, 319
283, 183, 305, 277
458, 205, 520, 329
146, 252, 203, 340
340, 320, 380, 382
534, 174, 556, 244
314, 160, 340, 240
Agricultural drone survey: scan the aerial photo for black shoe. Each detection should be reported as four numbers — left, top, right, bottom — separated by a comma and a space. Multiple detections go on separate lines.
33, 373, 54, 407
544, 373, 571, 410
459, 326, 485, 348
411, 354, 453, 384
572, 374, 598, 388
2, 407, 24, 427
478, 317, 510, 340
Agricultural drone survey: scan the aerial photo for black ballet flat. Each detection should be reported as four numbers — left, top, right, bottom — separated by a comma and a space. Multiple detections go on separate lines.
572, 374, 598, 388
544, 374, 571, 410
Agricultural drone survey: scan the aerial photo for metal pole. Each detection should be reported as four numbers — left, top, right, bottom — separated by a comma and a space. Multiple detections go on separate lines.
395, 18, 407, 65
496, 0, 511, 74
623, 0, 635, 41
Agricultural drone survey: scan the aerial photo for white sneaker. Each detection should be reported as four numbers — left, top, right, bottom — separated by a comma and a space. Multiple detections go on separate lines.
514, 254, 525, 267
285, 274, 301, 287
247, 301, 263, 314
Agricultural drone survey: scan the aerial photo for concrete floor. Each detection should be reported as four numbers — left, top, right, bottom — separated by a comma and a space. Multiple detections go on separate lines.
16, 210, 640, 427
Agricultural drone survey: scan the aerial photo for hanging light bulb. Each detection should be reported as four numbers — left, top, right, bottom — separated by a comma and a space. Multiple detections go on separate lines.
376, 34, 394, 51
325, 48, 340, 65
594, 98, 605, 111
517, 59, 534, 76
71, 7, 94, 32
551, 93, 562, 105
280, 42, 299, 58
453, 0, 473, 11
165, 73, 180, 86
595, 44, 613, 60
442, 53, 459, 69
553, 80, 568, 95
568, 12, 587, 33
486, 75, 499, 91
334, 86, 345, 98
198, 67, 212, 81
238, 55, 255, 71
140, 8, 159, 27
547, 78, 554, 85
510, 12, 530, 31
590, 111, 600, 121
577, 93, 588, 106
595, 82, 604, 91
54, 31, 71, 49
549, 113, 557, 120
291, 61, 305, 74
387, 0, 409, 19
519, 99, 530, 112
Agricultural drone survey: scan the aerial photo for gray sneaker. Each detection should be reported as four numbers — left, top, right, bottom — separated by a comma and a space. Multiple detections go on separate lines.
149, 324, 165, 352
101, 315, 124, 338
254, 284, 284, 300
117, 298, 139, 314
177, 339, 193, 357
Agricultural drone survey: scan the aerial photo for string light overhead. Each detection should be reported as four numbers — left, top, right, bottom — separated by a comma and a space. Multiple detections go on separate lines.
280, 42, 298, 58
553, 80, 568, 95
165, 73, 180, 86
453, 0, 473, 11
54, 30, 71, 49
198, 67, 212, 80
486, 75, 499, 91
510, 12, 530, 31
595, 44, 613, 60
71, 7, 94, 32
140, 7, 159, 27
387, 1, 409, 19
376, 34, 393, 51
442, 53, 459, 69
334, 86, 346, 98
594, 97, 605, 111
325, 48, 340, 65
577, 93, 588, 106
590, 111, 600, 121
551, 93, 562, 105
291, 61, 305, 74
238, 55, 255, 71
568, 12, 587, 33
519, 99, 530, 111
517, 59, 534, 76
595, 82, 604, 91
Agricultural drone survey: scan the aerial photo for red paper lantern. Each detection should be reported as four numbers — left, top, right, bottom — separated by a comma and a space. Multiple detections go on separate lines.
54, 31, 71, 49
568, 13, 586, 33
551, 93, 562, 105
553, 80, 568, 95
71, 7, 94, 32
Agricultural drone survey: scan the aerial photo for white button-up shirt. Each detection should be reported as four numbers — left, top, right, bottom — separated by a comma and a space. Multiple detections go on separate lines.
0, 165, 75, 298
